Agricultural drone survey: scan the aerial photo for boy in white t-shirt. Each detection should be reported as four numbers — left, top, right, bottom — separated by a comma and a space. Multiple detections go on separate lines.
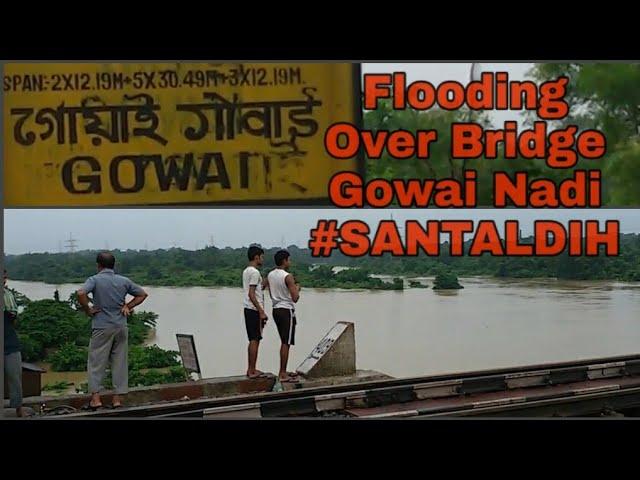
242, 245, 268, 378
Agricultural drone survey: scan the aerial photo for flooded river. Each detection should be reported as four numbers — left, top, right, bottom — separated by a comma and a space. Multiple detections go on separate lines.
10, 278, 640, 380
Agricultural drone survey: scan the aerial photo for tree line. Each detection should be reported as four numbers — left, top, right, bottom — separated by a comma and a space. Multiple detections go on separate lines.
5, 233, 640, 288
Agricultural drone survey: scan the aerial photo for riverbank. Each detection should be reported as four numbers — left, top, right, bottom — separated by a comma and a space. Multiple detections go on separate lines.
7, 269, 405, 290
11, 291, 187, 395
10, 271, 640, 291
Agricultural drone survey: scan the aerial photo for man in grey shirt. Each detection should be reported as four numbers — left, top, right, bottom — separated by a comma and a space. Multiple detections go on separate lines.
77, 252, 148, 409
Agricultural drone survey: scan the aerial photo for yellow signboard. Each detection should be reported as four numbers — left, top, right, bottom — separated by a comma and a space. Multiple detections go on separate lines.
3, 63, 361, 206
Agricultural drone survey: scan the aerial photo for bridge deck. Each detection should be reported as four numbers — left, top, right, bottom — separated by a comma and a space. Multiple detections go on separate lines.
346, 375, 640, 417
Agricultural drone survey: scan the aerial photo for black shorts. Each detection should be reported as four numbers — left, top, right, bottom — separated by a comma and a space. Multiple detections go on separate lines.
244, 308, 264, 342
272, 308, 297, 346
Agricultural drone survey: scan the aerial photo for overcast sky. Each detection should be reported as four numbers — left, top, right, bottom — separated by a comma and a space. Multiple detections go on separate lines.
3, 209, 638, 255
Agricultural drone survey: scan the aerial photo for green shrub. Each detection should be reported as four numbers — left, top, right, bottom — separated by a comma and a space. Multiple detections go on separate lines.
8, 288, 31, 307
48, 343, 88, 371
433, 273, 463, 290
17, 333, 44, 362
18, 299, 89, 352
43, 381, 73, 392
129, 345, 180, 370
129, 367, 189, 387
128, 311, 158, 345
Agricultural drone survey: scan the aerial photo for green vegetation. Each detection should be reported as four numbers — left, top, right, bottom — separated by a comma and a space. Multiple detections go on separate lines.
340, 234, 640, 282
301, 265, 403, 290
42, 381, 73, 392
48, 342, 88, 371
128, 311, 158, 345
8, 288, 31, 307
4, 233, 640, 291
3, 246, 410, 290
529, 64, 640, 205
409, 280, 428, 288
129, 367, 189, 387
433, 273, 463, 290
12, 293, 185, 389
364, 63, 640, 206
129, 345, 180, 370
101, 365, 188, 390
17, 299, 89, 362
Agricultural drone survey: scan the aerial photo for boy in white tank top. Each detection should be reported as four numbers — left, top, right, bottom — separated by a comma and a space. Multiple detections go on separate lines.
266, 250, 301, 382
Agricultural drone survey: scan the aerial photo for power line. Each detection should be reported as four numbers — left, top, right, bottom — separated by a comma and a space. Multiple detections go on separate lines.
64, 233, 78, 253
390, 213, 405, 242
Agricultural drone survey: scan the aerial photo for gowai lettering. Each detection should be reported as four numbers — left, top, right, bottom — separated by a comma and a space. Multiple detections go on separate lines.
61, 151, 267, 194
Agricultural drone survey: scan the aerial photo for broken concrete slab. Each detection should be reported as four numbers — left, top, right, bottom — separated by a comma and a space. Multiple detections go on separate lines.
296, 322, 356, 379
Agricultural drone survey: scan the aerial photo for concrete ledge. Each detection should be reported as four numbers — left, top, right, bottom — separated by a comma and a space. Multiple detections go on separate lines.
22, 374, 276, 411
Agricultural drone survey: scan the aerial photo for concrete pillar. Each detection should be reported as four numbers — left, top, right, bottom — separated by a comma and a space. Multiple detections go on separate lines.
296, 322, 356, 379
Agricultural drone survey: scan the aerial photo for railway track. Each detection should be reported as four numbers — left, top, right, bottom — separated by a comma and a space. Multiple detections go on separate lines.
62, 353, 640, 418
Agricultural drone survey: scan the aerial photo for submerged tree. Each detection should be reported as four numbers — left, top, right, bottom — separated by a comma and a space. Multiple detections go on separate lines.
433, 273, 463, 290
